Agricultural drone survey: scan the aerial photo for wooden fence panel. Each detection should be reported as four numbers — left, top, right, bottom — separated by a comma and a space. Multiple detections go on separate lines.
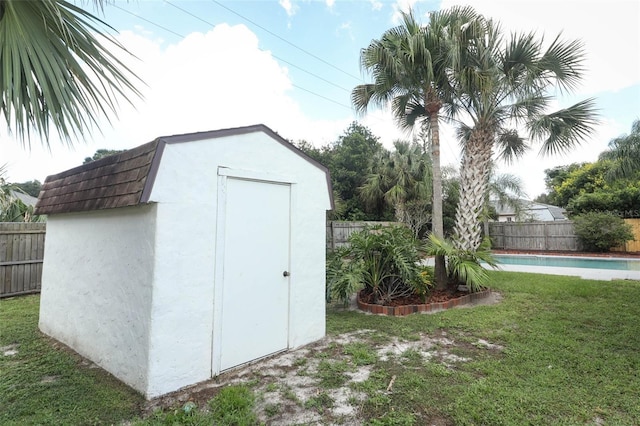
612, 218, 640, 253
489, 221, 581, 251
0, 222, 46, 298
326, 221, 400, 250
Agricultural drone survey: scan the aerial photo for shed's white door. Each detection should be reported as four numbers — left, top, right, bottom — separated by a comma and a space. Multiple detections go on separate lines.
219, 177, 290, 371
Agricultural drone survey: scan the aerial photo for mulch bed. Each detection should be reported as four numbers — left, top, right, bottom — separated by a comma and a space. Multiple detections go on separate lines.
359, 288, 469, 306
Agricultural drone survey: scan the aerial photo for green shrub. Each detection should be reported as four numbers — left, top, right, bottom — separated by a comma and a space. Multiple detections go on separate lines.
326, 225, 423, 305
572, 212, 634, 252
425, 235, 497, 293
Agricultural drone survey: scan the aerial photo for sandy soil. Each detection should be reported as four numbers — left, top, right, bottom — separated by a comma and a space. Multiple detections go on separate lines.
142, 293, 503, 425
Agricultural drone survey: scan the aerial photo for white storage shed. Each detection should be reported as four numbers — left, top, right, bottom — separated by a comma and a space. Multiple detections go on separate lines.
35, 124, 333, 398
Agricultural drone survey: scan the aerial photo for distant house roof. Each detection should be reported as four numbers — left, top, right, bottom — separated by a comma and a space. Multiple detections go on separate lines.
35, 124, 333, 215
491, 199, 567, 221
10, 190, 38, 207
528, 202, 567, 220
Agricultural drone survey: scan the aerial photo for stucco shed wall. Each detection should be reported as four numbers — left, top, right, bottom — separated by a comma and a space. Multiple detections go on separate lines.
144, 131, 330, 397
39, 205, 157, 394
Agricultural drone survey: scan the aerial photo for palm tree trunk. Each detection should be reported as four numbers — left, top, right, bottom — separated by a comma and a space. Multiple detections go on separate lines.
454, 128, 493, 252
428, 109, 447, 290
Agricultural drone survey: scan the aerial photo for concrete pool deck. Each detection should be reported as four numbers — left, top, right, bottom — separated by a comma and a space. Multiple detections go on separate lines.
423, 255, 640, 281
489, 263, 640, 281
489, 252, 640, 281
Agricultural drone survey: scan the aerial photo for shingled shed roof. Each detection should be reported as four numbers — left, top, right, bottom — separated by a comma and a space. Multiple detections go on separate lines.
35, 124, 333, 215
35, 140, 158, 215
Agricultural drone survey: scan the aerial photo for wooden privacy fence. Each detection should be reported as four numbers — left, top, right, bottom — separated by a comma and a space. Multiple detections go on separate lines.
489, 219, 640, 253
488, 221, 581, 251
326, 221, 400, 250
0, 222, 46, 298
613, 218, 640, 253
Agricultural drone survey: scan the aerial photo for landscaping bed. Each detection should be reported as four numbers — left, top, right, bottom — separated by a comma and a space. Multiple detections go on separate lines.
356, 288, 493, 316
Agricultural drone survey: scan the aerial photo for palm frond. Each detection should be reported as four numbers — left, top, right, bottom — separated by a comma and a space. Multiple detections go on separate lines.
538, 34, 587, 93
598, 119, 640, 180
0, 0, 143, 148
495, 129, 528, 164
531, 98, 599, 156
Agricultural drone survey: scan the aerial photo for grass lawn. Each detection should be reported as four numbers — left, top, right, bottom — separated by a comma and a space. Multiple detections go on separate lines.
1, 271, 640, 425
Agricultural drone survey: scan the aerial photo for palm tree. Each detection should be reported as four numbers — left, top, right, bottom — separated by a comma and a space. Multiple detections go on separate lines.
360, 140, 432, 237
352, 6, 481, 289
0, 165, 42, 222
449, 18, 598, 252
599, 119, 640, 180
0, 0, 142, 148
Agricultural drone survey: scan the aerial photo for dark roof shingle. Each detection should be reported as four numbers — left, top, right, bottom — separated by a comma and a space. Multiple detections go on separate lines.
35, 141, 158, 215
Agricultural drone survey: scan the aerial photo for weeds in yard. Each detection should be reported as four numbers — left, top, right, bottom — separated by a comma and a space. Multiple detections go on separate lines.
4, 272, 640, 425
343, 342, 378, 366
304, 391, 334, 413
315, 359, 351, 388
263, 402, 280, 417
280, 384, 301, 405
208, 385, 257, 426
293, 356, 307, 367
368, 410, 416, 426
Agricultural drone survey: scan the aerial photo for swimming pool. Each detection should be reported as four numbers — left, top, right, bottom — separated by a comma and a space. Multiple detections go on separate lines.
486, 254, 640, 281
493, 255, 640, 271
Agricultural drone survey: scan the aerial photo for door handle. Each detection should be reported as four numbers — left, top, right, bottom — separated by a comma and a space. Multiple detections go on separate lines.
283, 271, 290, 277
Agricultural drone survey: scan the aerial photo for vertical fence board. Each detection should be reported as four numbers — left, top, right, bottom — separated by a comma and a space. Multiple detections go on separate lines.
0, 223, 46, 298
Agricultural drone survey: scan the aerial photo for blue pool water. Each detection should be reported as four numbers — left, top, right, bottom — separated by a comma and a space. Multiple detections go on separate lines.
493, 255, 640, 271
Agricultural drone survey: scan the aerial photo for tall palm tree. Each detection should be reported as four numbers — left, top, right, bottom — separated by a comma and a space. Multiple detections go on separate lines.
598, 119, 640, 180
449, 18, 598, 252
352, 6, 481, 289
0, 0, 142, 148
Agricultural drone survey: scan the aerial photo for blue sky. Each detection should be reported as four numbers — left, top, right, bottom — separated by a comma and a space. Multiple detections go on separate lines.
2, 0, 638, 198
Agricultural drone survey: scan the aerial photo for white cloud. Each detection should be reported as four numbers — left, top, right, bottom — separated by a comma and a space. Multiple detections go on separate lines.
0, 23, 354, 183
369, 0, 383, 12
325, 0, 336, 10
336, 21, 354, 41
279, 0, 297, 17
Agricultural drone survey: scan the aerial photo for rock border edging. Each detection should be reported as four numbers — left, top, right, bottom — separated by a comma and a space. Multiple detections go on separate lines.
356, 289, 493, 316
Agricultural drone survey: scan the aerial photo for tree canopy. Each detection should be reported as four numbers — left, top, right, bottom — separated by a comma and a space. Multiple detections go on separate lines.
83, 149, 125, 164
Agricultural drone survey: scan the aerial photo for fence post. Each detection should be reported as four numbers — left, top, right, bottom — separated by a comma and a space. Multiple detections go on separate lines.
330, 220, 335, 251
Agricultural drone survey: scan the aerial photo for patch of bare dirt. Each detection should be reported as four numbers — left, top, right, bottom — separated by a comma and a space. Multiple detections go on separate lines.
1, 344, 19, 356
142, 327, 505, 425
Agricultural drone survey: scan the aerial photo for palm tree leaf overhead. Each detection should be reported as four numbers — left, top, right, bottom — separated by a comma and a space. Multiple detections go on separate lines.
530, 98, 599, 156
0, 0, 143, 148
